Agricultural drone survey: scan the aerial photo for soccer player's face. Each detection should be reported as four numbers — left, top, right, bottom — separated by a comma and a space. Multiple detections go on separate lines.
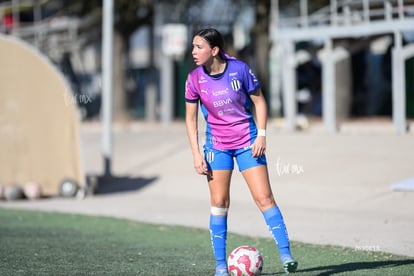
192, 36, 214, 66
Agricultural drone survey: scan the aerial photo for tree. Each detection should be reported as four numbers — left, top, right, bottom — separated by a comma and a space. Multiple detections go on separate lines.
62, 0, 153, 120
112, 1, 153, 120
251, 0, 271, 96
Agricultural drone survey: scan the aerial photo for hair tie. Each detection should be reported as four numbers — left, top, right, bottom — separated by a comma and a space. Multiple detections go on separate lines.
219, 49, 236, 60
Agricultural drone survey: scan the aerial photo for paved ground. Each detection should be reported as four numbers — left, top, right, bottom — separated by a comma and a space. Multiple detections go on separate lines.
1, 119, 414, 257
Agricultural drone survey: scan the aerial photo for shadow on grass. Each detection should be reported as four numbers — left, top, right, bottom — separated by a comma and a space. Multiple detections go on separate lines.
89, 174, 158, 195
262, 259, 414, 275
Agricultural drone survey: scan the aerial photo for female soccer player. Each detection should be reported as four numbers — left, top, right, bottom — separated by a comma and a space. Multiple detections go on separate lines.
185, 28, 298, 275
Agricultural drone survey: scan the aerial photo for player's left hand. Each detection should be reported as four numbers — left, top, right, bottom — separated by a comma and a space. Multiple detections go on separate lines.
252, 136, 266, 157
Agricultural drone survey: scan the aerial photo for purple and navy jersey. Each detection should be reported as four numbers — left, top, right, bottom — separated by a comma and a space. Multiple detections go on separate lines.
185, 59, 260, 150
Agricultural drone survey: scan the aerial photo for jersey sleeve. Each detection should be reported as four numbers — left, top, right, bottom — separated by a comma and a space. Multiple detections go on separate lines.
185, 74, 199, 103
242, 63, 260, 94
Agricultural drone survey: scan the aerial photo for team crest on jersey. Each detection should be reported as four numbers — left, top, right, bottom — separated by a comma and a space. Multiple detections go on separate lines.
231, 79, 241, 91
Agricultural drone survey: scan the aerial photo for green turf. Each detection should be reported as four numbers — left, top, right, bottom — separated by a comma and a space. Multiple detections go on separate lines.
0, 208, 413, 275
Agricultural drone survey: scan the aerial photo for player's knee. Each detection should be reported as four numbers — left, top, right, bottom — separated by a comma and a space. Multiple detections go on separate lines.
211, 206, 229, 216
254, 195, 275, 211
210, 196, 230, 210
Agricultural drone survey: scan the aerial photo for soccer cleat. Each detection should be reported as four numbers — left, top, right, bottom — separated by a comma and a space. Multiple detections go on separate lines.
214, 268, 229, 276
214, 264, 229, 276
282, 256, 298, 274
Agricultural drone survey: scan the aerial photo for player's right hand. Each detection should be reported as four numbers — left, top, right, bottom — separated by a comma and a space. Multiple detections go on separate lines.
193, 154, 208, 175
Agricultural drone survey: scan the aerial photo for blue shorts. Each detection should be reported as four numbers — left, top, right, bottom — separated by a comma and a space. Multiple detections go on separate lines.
204, 145, 267, 171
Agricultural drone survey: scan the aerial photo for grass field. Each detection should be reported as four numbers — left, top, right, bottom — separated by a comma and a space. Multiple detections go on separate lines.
0, 208, 413, 275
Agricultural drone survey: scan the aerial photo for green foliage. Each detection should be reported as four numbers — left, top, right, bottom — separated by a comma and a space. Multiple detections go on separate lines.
59, 0, 153, 38
0, 208, 413, 275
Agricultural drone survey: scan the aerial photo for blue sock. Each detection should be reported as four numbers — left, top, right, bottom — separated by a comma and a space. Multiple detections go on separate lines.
263, 206, 292, 260
210, 215, 228, 269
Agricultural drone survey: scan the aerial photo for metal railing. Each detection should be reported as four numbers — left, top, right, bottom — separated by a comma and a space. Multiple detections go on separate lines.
271, 0, 414, 133
278, 0, 414, 29
0, 1, 83, 61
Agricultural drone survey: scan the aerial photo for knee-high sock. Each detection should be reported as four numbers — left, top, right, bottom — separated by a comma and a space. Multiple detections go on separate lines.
263, 206, 292, 258
210, 215, 228, 267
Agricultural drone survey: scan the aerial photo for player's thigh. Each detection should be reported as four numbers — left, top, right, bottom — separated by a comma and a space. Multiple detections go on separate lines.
241, 165, 276, 210
208, 169, 233, 207
204, 147, 234, 171
235, 146, 266, 172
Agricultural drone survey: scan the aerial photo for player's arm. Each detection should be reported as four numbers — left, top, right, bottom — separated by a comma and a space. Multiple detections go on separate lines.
185, 101, 208, 175
249, 89, 267, 157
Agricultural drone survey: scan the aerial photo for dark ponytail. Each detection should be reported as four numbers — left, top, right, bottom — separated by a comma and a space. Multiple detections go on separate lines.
194, 28, 224, 56
194, 28, 235, 60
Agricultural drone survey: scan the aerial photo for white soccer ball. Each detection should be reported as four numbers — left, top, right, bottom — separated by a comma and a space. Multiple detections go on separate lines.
59, 179, 78, 198
228, 245, 263, 276
23, 181, 42, 200
4, 183, 24, 200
